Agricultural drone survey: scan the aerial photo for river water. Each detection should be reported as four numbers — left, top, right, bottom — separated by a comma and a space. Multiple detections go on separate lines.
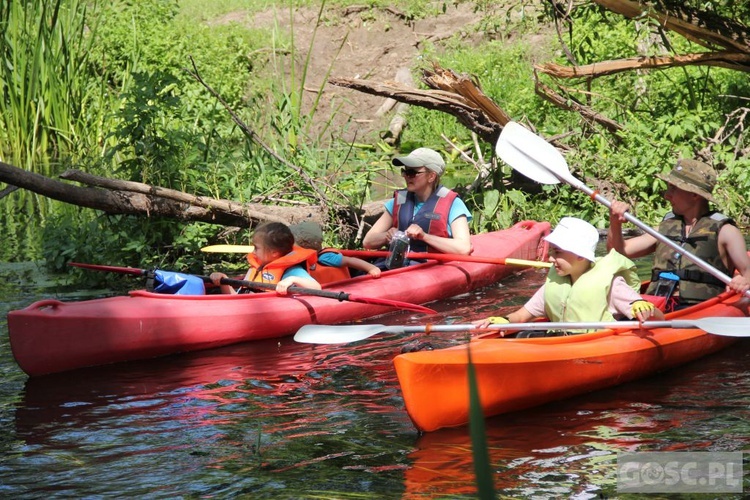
1, 261, 749, 498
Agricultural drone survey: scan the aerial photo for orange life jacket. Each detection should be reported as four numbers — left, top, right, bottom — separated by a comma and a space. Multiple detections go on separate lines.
307, 249, 351, 284
245, 245, 318, 284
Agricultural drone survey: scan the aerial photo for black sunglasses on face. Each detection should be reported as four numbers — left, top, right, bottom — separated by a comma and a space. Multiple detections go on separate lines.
401, 168, 427, 178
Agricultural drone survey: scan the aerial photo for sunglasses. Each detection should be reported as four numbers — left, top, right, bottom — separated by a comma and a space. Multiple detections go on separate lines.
400, 168, 427, 178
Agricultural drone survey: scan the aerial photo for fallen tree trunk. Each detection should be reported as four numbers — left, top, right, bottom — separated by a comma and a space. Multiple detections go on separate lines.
0, 161, 326, 227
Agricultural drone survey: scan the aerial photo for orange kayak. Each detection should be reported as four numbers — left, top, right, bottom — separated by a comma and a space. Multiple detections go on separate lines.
393, 290, 746, 432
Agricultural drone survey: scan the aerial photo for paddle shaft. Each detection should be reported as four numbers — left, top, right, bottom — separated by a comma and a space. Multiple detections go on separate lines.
68, 262, 436, 314
69, 262, 147, 276
497, 122, 750, 298
394, 320, 713, 334
339, 249, 550, 268
571, 178, 743, 294
202, 244, 254, 253
216, 277, 434, 313
299, 320, 705, 336
202, 245, 551, 268
293, 316, 750, 344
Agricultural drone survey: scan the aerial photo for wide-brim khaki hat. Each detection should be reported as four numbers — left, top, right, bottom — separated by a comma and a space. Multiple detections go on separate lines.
656, 158, 716, 203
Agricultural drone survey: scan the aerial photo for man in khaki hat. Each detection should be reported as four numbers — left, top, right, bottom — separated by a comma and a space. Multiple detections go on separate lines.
608, 158, 750, 310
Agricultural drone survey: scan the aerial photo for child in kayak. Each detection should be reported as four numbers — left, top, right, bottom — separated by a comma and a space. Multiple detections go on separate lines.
210, 222, 320, 295
474, 216, 664, 337
290, 222, 381, 282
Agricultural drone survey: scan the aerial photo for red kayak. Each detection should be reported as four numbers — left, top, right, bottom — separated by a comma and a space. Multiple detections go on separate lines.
8, 220, 550, 376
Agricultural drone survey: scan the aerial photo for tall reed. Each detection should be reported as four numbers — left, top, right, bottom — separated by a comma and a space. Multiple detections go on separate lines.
0, 0, 110, 259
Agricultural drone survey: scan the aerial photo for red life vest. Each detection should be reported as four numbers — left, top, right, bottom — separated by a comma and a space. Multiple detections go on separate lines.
391, 186, 457, 252
245, 245, 318, 284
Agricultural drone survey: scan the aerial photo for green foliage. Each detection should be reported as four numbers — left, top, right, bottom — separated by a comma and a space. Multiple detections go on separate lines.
0, 0, 105, 169
0, 0, 111, 258
105, 71, 189, 185
4, 0, 749, 270
565, 5, 636, 64
468, 188, 531, 232
42, 209, 218, 284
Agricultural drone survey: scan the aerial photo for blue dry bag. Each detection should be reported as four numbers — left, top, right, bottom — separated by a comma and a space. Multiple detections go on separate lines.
151, 270, 206, 295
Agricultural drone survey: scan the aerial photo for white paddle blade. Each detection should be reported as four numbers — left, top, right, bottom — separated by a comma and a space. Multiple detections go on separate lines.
498, 124, 741, 296
294, 324, 403, 344
692, 317, 750, 337
496, 121, 568, 185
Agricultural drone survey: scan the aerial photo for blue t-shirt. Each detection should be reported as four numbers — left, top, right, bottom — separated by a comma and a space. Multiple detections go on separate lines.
281, 265, 316, 281
318, 251, 344, 267
384, 197, 472, 237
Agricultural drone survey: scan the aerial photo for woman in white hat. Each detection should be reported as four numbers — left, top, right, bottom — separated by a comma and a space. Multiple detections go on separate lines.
475, 217, 664, 336
362, 147, 472, 260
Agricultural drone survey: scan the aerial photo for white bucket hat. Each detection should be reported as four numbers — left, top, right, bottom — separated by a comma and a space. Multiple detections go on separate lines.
544, 217, 599, 262
392, 148, 445, 176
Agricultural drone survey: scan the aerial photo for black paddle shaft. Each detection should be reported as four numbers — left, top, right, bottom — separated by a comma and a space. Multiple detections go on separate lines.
219, 277, 350, 300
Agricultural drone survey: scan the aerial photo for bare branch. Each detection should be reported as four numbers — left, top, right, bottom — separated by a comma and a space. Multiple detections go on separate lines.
0, 184, 19, 200
329, 63, 510, 145
537, 51, 750, 79
592, 0, 750, 53
534, 77, 624, 134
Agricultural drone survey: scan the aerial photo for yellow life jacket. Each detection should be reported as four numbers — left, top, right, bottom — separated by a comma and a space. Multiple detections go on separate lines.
544, 249, 641, 328
245, 245, 318, 284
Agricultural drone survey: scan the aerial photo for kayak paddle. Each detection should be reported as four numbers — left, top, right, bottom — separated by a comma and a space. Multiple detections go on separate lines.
68, 262, 437, 314
338, 250, 551, 268
68, 262, 151, 276
202, 244, 254, 253
294, 317, 750, 344
495, 121, 750, 298
201, 245, 551, 268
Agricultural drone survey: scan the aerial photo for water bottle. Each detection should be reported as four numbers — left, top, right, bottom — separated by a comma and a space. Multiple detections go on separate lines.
385, 231, 410, 269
